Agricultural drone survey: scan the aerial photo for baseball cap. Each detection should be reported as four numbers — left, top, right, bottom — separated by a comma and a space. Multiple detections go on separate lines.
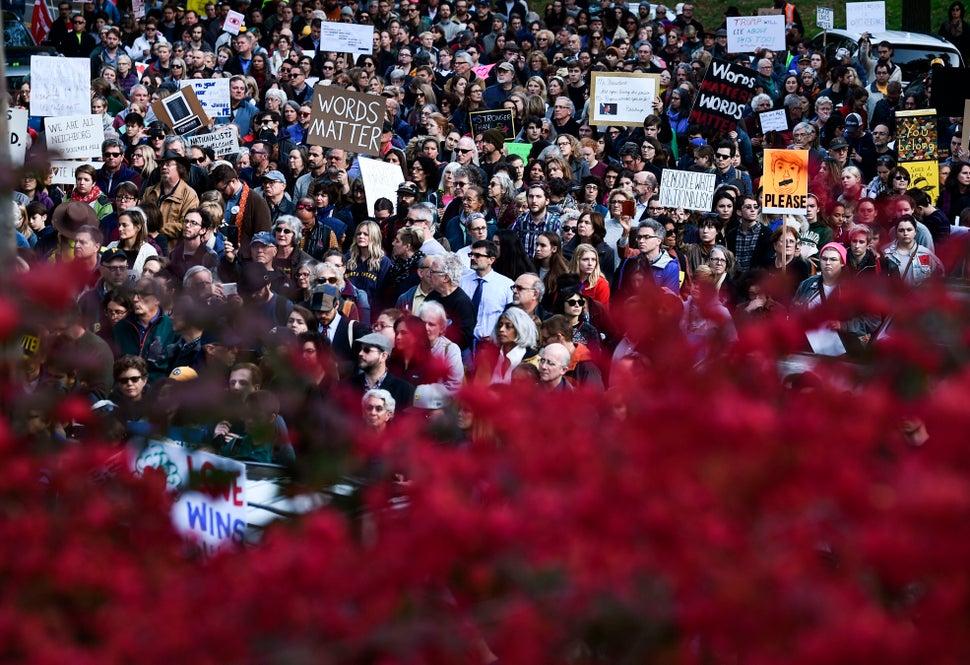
100, 247, 128, 264
844, 113, 862, 128
261, 170, 286, 184
250, 230, 277, 247
412, 383, 451, 410
497, 61, 515, 72
829, 136, 849, 151
169, 366, 199, 381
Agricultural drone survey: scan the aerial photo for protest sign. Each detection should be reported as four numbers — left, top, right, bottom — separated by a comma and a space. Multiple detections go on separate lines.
505, 142, 532, 161
319, 22, 374, 55
132, 440, 247, 554
817, 6, 834, 30
49, 160, 99, 185
658, 168, 717, 211
187, 124, 240, 156
469, 108, 516, 139
900, 160, 940, 205
30, 56, 90, 116
761, 149, 809, 214
688, 59, 757, 135
132, 0, 145, 18
896, 109, 937, 162
358, 156, 405, 215
846, 1, 886, 32
727, 15, 786, 53
760, 108, 788, 133
223, 9, 244, 34
306, 85, 387, 157
472, 63, 496, 80
181, 79, 230, 119
44, 115, 103, 159
9, 108, 28, 166
152, 86, 210, 136
589, 72, 660, 127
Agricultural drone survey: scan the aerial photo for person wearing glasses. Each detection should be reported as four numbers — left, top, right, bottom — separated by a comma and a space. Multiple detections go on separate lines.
712, 140, 753, 196
724, 195, 773, 274
113, 278, 178, 382
614, 219, 680, 298
60, 13, 97, 57
97, 138, 143, 202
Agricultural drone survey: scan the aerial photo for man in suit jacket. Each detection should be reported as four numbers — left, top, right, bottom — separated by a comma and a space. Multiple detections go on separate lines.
310, 285, 370, 378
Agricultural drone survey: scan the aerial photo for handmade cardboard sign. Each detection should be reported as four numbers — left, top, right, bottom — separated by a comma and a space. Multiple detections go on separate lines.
305, 85, 387, 157
44, 114, 102, 159
658, 169, 716, 211
688, 59, 757, 135
469, 108, 516, 139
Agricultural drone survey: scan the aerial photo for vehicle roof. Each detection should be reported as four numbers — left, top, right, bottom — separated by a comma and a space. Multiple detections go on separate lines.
815, 28, 960, 48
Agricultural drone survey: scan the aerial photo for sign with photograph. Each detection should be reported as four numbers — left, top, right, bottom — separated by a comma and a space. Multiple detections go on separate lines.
223, 9, 245, 34
151, 86, 210, 136
44, 114, 103, 159
306, 85, 387, 157
588, 72, 660, 127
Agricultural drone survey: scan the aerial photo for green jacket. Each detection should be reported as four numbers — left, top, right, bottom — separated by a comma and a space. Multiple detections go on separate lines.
113, 313, 178, 382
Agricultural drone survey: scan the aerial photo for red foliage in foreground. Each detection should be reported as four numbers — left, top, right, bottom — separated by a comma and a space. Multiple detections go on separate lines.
3, 264, 970, 664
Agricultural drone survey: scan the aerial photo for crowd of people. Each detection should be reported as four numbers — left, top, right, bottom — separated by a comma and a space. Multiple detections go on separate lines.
13, 0, 970, 460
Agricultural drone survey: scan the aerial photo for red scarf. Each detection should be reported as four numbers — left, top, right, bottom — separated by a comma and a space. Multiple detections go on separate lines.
71, 184, 102, 205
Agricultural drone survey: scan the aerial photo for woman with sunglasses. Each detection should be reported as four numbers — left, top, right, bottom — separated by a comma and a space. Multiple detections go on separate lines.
552, 283, 602, 354
271, 215, 314, 300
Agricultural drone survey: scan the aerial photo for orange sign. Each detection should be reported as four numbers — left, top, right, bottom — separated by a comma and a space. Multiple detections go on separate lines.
762, 149, 809, 214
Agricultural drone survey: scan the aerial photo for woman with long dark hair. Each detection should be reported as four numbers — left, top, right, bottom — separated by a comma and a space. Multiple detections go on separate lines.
492, 229, 536, 280
534, 231, 570, 309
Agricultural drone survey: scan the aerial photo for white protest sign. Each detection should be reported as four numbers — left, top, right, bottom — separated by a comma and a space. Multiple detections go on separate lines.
132, 0, 145, 18
589, 72, 660, 126
358, 156, 405, 215
223, 9, 245, 34
187, 124, 240, 156
658, 168, 717, 211
30, 56, 91, 116
181, 78, 231, 118
846, 1, 886, 33
816, 6, 834, 30
726, 15, 786, 53
760, 108, 789, 133
8, 109, 28, 167
131, 441, 247, 554
44, 115, 103, 159
49, 160, 99, 185
320, 22, 375, 55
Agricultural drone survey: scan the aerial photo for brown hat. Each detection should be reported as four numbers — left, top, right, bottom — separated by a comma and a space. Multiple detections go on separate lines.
482, 127, 506, 149
52, 201, 98, 239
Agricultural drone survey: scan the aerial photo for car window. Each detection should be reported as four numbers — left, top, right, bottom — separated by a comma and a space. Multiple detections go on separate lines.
892, 47, 962, 83
3, 20, 34, 48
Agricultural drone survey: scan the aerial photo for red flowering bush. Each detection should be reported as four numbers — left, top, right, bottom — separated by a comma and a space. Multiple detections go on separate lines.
4, 262, 970, 664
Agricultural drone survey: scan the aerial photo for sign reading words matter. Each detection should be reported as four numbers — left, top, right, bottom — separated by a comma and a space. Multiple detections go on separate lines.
688, 59, 757, 135
44, 114, 103, 159
726, 15, 786, 53
589, 72, 660, 126
306, 85, 387, 157
762, 149, 809, 214
659, 169, 717, 211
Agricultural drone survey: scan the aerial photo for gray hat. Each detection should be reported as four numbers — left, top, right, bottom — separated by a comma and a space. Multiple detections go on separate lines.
309, 284, 339, 312
829, 136, 849, 151
340, 6, 354, 16
357, 332, 393, 353
497, 61, 515, 72
412, 383, 451, 410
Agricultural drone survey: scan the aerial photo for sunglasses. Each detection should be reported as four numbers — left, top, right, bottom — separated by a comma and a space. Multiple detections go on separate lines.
102, 152, 122, 158
117, 375, 145, 384
191, 156, 206, 164
455, 148, 473, 154
562, 225, 578, 233
565, 298, 584, 306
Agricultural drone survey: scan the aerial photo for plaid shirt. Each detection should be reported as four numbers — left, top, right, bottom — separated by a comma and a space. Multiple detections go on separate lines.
512, 209, 562, 257
734, 223, 760, 273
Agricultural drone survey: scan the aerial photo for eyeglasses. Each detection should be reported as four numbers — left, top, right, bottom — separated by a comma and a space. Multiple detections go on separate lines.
636, 235, 660, 241
709, 257, 727, 263
564, 298, 584, 306
455, 149, 473, 155
275, 228, 294, 234
316, 277, 339, 285
470, 252, 490, 259
117, 375, 145, 384
562, 225, 578, 233
741, 204, 760, 210
715, 153, 731, 159
117, 194, 137, 202
404, 217, 425, 224
184, 219, 203, 227
103, 151, 122, 158
172, 64, 183, 69
191, 156, 206, 164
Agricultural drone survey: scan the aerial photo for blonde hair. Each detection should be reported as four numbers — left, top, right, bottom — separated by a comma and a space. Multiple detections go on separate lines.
13, 201, 29, 239
570, 243, 604, 289
347, 220, 386, 273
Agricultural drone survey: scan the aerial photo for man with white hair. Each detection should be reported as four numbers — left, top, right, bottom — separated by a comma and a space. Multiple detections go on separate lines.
404, 203, 447, 256
426, 252, 476, 350
538, 343, 573, 391
362, 388, 395, 432
550, 96, 581, 137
